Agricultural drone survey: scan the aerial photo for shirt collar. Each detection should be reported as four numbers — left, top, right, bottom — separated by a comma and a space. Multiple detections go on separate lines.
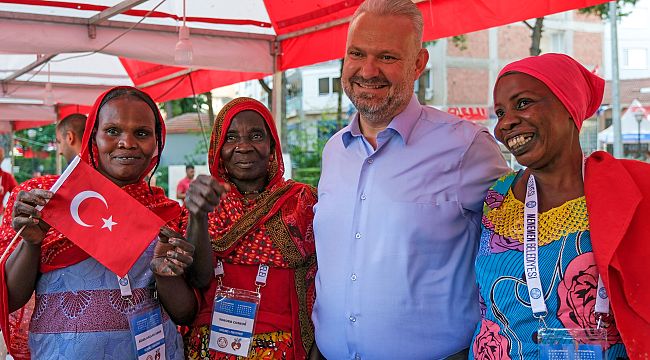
342, 94, 422, 147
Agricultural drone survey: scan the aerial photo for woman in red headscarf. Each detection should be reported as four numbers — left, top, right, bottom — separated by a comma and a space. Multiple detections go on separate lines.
182, 97, 317, 360
0, 86, 196, 359
471, 54, 650, 359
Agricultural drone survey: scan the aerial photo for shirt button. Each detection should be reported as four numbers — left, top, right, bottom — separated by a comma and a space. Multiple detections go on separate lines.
355, 233, 361, 239
349, 315, 356, 322
351, 273, 357, 281
367, 158, 374, 164
360, 194, 367, 200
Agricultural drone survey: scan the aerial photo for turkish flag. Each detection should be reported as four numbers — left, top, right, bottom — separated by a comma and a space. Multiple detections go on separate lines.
40, 156, 165, 277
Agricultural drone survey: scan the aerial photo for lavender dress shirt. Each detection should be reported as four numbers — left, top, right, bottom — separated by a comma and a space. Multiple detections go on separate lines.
312, 95, 509, 360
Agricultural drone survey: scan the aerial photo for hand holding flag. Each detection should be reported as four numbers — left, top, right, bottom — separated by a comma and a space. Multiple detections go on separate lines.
9, 189, 53, 246
150, 227, 195, 277
40, 156, 166, 277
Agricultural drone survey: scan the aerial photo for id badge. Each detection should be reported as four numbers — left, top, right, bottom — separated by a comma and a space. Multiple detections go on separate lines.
128, 303, 166, 360
209, 286, 261, 357
538, 328, 608, 360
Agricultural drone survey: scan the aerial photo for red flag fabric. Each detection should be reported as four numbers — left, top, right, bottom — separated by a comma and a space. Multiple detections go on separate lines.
40, 156, 165, 277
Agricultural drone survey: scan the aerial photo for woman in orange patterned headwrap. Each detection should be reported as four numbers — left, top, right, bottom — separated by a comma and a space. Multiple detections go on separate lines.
183, 97, 317, 360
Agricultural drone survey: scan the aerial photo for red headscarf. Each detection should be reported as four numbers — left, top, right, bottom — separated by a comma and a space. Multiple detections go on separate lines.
208, 97, 284, 188
81, 86, 166, 181
0, 86, 180, 359
495, 53, 604, 130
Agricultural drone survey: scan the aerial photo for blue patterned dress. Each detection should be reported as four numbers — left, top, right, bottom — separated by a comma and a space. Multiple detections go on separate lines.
28, 239, 184, 359
470, 172, 627, 360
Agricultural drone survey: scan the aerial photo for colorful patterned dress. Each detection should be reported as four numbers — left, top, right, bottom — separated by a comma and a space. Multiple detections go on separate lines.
471, 172, 627, 360
28, 240, 184, 359
0, 177, 185, 360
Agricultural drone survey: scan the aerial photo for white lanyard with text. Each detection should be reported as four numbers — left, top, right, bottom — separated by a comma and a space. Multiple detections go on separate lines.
523, 170, 609, 323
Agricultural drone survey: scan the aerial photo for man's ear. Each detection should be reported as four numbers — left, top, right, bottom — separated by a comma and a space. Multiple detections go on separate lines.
414, 48, 429, 79
65, 130, 76, 145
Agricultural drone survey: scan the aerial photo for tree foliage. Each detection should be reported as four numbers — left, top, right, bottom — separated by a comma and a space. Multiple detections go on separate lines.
160, 93, 211, 118
578, 0, 639, 19
287, 119, 338, 187
13, 124, 57, 182
450, 35, 468, 51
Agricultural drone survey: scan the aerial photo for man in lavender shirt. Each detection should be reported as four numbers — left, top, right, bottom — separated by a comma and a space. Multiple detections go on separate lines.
311, 0, 509, 359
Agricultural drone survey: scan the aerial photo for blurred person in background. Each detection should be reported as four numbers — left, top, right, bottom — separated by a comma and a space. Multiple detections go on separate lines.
55, 113, 86, 165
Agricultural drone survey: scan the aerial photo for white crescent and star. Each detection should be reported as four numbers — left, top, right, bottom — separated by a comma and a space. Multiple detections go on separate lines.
69, 191, 118, 231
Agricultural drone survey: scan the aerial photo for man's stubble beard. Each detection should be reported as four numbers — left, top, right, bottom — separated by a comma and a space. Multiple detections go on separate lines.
343, 73, 414, 126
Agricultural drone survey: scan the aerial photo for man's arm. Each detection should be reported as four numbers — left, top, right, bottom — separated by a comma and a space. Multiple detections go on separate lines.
176, 180, 187, 200
459, 130, 511, 213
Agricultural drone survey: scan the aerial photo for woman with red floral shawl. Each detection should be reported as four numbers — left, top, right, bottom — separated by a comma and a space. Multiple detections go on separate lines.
0, 86, 196, 359
471, 54, 650, 359
182, 97, 317, 360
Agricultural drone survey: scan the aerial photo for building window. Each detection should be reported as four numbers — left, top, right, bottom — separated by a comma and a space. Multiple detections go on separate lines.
319, 78, 330, 95
332, 77, 341, 93
623, 48, 648, 70
551, 32, 565, 53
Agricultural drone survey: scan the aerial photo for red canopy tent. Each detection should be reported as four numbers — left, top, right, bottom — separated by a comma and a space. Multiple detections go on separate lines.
0, 0, 609, 129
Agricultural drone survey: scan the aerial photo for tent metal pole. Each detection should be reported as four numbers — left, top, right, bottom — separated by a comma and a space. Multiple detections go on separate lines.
610, 1, 623, 158
55, 106, 62, 175
271, 42, 282, 146
272, 72, 282, 145
137, 69, 193, 89
9, 126, 14, 170
88, 0, 148, 25
2, 54, 56, 84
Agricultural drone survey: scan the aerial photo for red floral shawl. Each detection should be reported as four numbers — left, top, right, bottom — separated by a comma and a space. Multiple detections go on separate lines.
0, 86, 182, 359
187, 97, 317, 359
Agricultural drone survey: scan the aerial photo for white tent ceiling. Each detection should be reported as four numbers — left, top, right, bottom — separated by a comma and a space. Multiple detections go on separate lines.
0, 0, 611, 128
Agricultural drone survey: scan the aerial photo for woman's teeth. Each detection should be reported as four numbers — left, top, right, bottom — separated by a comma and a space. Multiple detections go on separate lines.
507, 134, 532, 150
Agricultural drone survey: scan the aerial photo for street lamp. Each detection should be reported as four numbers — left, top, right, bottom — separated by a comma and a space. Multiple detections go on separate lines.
634, 111, 644, 159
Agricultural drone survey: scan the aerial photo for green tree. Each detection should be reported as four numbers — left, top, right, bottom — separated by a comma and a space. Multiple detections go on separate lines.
161, 93, 210, 118
287, 119, 337, 187
578, 0, 639, 19
13, 124, 57, 182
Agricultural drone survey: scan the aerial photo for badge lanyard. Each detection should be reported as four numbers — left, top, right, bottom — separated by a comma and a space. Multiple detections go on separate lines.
214, 260, 270, 291
116, 274, 167, 360
209, 260, 269, 357
117, 274, 133, 297
523, 161, 609, 326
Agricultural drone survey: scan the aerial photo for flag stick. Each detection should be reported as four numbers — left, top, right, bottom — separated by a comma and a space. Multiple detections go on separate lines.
0, 224, 27, 264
